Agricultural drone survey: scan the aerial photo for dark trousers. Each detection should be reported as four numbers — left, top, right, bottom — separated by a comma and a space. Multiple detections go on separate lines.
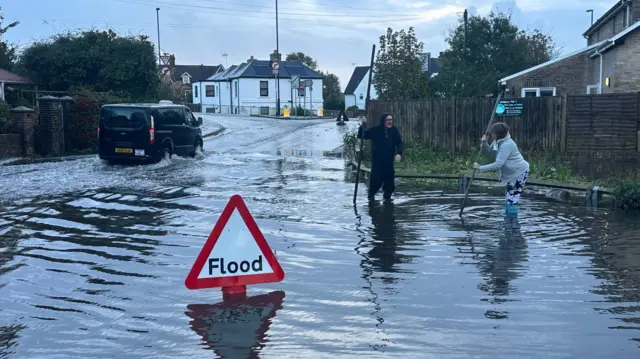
368, 165, 395, 199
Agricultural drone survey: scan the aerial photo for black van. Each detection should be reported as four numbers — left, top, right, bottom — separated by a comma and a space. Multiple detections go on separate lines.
98, 102, 204, 164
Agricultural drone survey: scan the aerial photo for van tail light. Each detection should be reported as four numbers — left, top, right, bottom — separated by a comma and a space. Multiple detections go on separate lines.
149, 115, 155, 144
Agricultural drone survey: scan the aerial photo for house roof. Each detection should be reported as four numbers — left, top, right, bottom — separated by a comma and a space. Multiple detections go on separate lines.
158, 64, 224, 83
209, 65, 238, 81
589, 20, 640, 55
344, 66, 370, 95
204, 60, 323, 81
427, 57, 441, 77
583, 0, 628, 37
499, 41, 606, 83
235, 60, 323, 79
0, 68, 33, 84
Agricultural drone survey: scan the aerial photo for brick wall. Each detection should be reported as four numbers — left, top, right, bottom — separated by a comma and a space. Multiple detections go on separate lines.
504, 52, 590, 97
588, 54, 599, 87
507, 26, 640, 97
36, 99, 64, 156
0, 134, 22, 157
587, 5, 635, 45
602, 45, 619, 94
611, 26, 640, 92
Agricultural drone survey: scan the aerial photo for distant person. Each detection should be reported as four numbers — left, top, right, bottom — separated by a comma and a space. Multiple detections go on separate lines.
336, 109, 349, 122
357, 113, 403, 201
473, 122, 529, 215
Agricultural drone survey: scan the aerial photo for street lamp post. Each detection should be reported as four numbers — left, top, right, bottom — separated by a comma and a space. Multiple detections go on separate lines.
156, 8, 161, 64
275, 0, 281, 117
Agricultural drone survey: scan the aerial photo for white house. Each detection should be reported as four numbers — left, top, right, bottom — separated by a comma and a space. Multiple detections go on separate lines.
344, 66, 377, 110
192, 57, 324, 115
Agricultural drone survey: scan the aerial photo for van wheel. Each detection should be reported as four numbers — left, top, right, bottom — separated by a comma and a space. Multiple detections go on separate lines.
191, 138, 203, 157
163, 145, 172, 160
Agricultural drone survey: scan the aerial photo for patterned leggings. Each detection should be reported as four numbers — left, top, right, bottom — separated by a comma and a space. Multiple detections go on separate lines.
506, 170, 529, 204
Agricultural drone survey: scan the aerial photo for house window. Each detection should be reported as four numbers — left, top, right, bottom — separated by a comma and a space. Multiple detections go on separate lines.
298, 88, 305, 97
539, 89, 554, 97
260, 81, 268, 97
182, 74, 190, 84
206, 85, 215, 97
234, 81, 238, 97
195, 86, 198, 98
359, 93, 363, 100
521, 87, 556, 97
587, 85, 599, 94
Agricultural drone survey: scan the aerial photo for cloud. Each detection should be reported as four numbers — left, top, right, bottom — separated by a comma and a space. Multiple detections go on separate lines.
2, 0, 620, 91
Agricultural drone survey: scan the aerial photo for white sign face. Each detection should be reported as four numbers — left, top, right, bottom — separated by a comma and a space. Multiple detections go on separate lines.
197, 208, 274, 279
291, 75, 300, 88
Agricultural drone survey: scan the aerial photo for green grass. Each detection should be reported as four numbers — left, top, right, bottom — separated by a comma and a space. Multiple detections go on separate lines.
343, 129, 586, 183
343, 129, 640, 211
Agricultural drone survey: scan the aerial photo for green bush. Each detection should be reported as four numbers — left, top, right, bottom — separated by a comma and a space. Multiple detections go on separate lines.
294, 105, 311, 116
342, 130, 586, 181
613, 179, 640, 210
66, 88, 130, 152
347, 105, 359, 112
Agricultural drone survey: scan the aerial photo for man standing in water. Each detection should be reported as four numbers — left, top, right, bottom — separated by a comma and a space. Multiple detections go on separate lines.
357, 113, 404, 201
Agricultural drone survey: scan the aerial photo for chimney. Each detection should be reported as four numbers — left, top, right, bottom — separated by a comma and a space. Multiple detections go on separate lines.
250, 55, 254, 60
439, 52, 443, 57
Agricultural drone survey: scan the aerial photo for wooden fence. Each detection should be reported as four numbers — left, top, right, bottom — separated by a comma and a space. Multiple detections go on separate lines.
367, 93, 640, 154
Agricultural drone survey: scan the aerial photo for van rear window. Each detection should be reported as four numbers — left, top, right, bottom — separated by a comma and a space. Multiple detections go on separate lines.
101, 108, 148, 129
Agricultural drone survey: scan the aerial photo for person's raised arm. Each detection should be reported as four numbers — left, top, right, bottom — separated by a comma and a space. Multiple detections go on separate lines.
480, 134, 494, 157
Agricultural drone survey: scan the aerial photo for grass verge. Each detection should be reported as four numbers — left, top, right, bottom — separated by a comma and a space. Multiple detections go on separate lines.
343, 128, 640, 210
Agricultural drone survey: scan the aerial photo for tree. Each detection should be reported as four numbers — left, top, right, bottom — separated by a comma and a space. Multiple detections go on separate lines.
431, 11, 559, 97
373, 27, 429, 100
0, 7, 19, 70
320, 71, 344, 110
17, 29, 159, 100
285, 52, 318, 70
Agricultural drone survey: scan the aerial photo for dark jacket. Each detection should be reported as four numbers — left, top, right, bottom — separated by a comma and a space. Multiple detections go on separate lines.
357, 112, 403, 169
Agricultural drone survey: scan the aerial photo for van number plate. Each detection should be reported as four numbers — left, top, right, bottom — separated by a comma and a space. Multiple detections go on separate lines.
115, 148, 133, 153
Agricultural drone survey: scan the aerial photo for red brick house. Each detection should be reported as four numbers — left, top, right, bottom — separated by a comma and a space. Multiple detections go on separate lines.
158, 54, 224, 101
500, 0, 640, 97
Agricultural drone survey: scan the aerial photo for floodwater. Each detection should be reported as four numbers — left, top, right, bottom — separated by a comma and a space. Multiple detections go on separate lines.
1, 115, 640, 358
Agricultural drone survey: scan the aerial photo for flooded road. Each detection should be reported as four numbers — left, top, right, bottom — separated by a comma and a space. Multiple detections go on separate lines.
1, 115, 640, 358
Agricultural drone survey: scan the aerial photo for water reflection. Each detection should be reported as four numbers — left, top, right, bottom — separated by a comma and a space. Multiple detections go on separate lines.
474, 216, 528, 319
0, 324, 25, 357
185, 291, 285, 358
367, 201, 403, 277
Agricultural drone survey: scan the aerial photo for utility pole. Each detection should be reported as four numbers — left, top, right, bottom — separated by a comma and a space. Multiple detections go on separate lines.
275, 0, 281, 117
156, 8, 161, 64
463, 9, 468, 59
586, 9, 594, 26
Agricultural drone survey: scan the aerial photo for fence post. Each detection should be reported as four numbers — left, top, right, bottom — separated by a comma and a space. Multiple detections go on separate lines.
561, 94, 568, 153
637, 92, 640, 152
452, 98, 457, 153
10, 106, 36, 156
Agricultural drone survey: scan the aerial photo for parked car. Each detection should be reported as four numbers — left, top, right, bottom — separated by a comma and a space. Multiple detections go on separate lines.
98, 101, 204, 164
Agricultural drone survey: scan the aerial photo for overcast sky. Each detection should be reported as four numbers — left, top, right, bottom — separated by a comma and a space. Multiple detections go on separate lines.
3, 0, 614, 91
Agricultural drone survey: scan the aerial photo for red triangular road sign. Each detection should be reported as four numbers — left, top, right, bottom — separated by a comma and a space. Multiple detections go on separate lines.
185, 194, 285, 290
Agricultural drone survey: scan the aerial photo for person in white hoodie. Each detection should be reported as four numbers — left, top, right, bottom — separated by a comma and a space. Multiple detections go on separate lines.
472, 122, 530, 215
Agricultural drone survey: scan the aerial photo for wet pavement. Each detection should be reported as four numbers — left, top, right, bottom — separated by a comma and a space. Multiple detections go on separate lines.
1, 114, 640, 358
